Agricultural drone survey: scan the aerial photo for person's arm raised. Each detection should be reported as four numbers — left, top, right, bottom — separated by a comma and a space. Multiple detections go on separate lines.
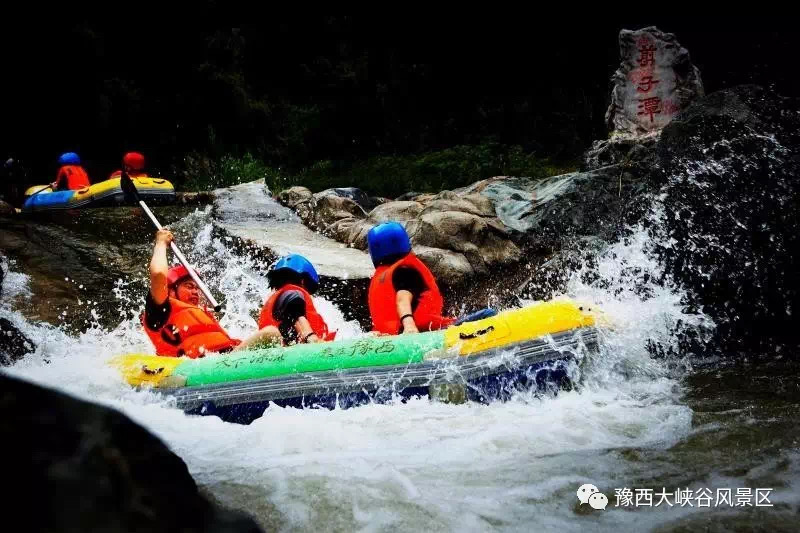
149, 229, 173, 305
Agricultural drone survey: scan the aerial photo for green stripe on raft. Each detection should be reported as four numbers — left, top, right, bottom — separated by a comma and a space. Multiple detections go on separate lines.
176, 331, 446, 386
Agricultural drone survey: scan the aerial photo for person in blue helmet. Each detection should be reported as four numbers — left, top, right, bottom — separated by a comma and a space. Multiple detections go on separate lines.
258, 254, 336, 345
51, 152, 91, 191
366, 221, 457, 335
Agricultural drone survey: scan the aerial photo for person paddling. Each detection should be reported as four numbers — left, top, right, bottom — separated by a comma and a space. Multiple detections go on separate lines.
141, 228, 281, 358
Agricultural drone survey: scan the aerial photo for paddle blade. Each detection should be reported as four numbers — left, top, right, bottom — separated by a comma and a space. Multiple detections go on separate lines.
119, 172, 140, 203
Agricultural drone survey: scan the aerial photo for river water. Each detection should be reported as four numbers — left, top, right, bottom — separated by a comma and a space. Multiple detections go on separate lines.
1, 186, 797, 532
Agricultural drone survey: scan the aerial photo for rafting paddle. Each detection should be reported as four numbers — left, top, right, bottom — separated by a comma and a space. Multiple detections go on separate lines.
120, 171, 222, 311
27, 184, 53, 198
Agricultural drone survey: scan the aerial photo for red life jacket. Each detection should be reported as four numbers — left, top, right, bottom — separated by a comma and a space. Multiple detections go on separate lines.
55, 165, 91, 190
258, 284, 336, 343
368, 253, 455, 335
142, 297, 240, 358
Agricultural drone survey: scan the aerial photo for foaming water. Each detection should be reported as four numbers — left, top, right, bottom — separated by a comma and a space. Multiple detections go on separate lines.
2, 201, 717, 532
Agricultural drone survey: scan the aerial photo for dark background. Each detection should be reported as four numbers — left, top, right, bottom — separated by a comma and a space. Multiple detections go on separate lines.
2, 15, 797, 184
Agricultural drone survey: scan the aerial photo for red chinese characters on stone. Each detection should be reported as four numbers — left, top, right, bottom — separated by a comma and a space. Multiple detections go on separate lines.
637, 75, 660, 93
637, 37, 657, 68
638, 97, 662, 122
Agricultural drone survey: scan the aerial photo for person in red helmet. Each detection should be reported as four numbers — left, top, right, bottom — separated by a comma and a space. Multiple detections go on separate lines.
141, 228, 280, 358
110, 151, 148, 179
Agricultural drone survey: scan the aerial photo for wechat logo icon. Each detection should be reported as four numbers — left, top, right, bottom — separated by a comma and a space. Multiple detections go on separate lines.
577, 483, 607, 510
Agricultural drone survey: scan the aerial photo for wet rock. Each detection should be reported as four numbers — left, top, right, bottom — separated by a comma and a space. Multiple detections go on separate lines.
276, 186, 313, 210
458, 163, 654, 252
217, 181, 374, 277
651, 85, 800, 355
278, 186, 521, 286
0, 207, 195, 329
0, 200, 15, 216
317, 187, 384, 211
365, 200, 424, 223
0, 255, 36, 365
412, 246, 475, 285
395, 191, 426, 201
582, 135, 659, 171
176, 191, 216, 205
1, 373, 262, 532
308, 194, 368, 234
407, 210, 518, 278
418, 190, 495, 218
0, 317, 35, 366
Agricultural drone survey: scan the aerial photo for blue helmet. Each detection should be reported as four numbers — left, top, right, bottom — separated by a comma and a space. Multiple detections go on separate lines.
58, 152, 81, 166
267, 254, 320, 293
367, 221, 411, 267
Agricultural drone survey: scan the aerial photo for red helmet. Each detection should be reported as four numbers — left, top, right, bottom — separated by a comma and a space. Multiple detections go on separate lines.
123, 152, 145, 171
167, 265, 191, 288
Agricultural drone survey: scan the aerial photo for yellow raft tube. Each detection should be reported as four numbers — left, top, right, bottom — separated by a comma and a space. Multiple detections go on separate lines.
22, 176, 176, 212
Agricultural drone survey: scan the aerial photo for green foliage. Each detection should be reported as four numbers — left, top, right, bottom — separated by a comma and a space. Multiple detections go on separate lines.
175, 143, 577, 199
177, 152, 279, 192
287, 143, 578, 198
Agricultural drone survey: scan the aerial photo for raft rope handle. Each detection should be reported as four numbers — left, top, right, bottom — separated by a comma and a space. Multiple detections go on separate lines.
459, 325, 495, 340
142, 365, 165, 375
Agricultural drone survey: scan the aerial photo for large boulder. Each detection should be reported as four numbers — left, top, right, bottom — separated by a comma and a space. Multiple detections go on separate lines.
395, 191, 426, 201
0, 317, 35, 366
0, 200, 15, 216
582, 135, 659, 171
277, 187, 521, 286
413, 245, 476, 285
365, 200, 424, 223
418, 190, 495, 218
0, 257, 36, 365
311, 195, 367, 233
650, 85, 800, 355
457, 175, 578, 234
521, 85, 800, 358
407, 211, 518, 276
605, 25, 704, 138
317, 187, 385, 211
175, 191, 216, 205
2, 373, 262, 532
458, 155, 655, 252
276, 187, 367, 237
276, 185, 313, 209
583, 26, 704, 170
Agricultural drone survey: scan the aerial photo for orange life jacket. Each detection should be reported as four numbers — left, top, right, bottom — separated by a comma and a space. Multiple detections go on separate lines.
368, 253, 455, 335
258, 284, 336, 343
110, 170, 147, 179
142, 297, 240, 358
55, 165, 91, 190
